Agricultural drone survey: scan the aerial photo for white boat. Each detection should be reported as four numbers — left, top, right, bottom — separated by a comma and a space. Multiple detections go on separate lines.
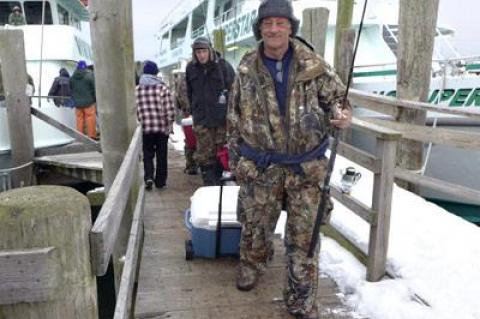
0, 0, 91, 161
155, 0, 480, 216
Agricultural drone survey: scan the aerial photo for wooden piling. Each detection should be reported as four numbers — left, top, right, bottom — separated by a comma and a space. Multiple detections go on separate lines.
0, 186, 97, 318
300, 7, 329, 57
89, 0, 139, 291
337, 29, 355, 85
396, 0, 439, 192
0, 30, 34, 188
334, 0, 354, 70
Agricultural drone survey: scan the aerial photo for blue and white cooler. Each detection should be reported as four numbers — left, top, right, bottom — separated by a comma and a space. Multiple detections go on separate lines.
184, 185, 241, 259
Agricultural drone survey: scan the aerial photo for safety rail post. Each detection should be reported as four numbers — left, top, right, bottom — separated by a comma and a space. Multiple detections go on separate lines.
367, 133, 399, 281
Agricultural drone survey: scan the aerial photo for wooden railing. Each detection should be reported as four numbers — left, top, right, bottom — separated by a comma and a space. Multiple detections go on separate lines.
325, 89, 480, 282
90, 126, 142, 275
326, 117, 401, 282
349, 88, 480, 205
89, 125, 144, 318
113, 186, 145, 319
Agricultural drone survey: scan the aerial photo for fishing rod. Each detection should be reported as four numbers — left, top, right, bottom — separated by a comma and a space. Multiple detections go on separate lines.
307, 0, 369, 258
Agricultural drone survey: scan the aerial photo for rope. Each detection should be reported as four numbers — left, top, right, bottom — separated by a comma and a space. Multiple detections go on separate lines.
0, 161, 34, 174
420, 62, 447, 176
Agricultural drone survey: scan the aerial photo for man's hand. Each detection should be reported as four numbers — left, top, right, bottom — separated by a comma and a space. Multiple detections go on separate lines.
330, 102, 352, 129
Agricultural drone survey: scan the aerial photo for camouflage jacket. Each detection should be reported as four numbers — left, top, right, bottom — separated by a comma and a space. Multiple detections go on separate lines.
227, 38, 349, 176
174, 73, 190, 114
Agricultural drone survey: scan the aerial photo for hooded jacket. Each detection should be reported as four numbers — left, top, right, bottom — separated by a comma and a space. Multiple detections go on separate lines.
69, 69, 96, 108
136, 74, 175, 135
227, 38, 350, 183
186, 49, 235, 128
48, 68, 72, 106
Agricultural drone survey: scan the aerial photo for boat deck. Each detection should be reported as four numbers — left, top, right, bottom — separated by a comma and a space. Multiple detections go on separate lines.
134, 148, 361, 319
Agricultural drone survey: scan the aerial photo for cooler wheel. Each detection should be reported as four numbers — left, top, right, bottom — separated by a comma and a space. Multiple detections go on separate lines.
185, 239, 194, 261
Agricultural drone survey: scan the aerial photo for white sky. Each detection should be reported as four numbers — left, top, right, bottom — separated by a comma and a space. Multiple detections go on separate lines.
132, 0, 480, 61
171, 124, 480, 319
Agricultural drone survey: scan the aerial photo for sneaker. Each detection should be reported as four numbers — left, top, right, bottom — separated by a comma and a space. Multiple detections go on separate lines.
155, 181, 166, 189
236, 264, 259, 291
145, 179, 153, 191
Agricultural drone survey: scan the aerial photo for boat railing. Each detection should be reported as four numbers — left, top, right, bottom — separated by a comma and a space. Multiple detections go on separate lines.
353, 54, 480, 77
214, 0, 245, 26
191, 25, 205, 39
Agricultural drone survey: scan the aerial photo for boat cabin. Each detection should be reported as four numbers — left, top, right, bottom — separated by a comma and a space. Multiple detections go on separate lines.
0, 0, 88, 29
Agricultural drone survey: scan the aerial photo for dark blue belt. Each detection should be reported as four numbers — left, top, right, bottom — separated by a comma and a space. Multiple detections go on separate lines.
238, 137, 329, 175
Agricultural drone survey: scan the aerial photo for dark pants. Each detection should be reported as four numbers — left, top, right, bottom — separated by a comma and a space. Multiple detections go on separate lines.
142, 132, 169, 187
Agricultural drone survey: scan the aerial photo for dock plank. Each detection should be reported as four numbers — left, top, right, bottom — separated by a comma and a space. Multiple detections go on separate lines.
34, 151, 103, 184
134, 148, 362, 319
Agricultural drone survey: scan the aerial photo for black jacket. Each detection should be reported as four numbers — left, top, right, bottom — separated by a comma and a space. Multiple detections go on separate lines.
48, 68, 71, 107
186, 55, 235, 127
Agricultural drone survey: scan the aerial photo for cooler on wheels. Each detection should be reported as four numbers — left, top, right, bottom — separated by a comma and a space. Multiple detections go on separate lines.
184, 183, 241, 259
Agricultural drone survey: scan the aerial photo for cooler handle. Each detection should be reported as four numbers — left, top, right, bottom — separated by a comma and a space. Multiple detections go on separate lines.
184, 209, 193, 231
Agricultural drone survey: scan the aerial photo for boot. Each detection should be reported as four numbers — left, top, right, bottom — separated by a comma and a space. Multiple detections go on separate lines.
292, 305, 319, 319
200, 164, 217, 186
236, 264, 259, 291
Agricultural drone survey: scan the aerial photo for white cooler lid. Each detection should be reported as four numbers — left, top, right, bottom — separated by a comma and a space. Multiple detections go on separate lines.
190, 186, 241, 230
181, 117, 193, 126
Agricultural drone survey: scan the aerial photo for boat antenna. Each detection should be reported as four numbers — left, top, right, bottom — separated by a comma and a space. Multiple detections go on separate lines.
307, 0, 369, 258
37, 0, 47, 108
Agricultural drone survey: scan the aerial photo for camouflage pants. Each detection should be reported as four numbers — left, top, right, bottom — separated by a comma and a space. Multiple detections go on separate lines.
184, 144, 197, 170
236, 157, 331, 316
193, 125, 226, 166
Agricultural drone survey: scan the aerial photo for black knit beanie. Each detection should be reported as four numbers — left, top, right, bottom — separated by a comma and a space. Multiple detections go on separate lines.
252, 0, 299, 41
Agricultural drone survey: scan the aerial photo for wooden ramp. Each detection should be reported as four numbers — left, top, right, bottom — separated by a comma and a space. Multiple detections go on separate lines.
34, 151, 103, 184
134, 148, 361, 319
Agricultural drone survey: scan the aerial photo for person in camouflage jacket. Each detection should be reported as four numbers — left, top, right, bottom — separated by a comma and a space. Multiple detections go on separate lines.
227, 0, 352, 318
173, 71, 198, 175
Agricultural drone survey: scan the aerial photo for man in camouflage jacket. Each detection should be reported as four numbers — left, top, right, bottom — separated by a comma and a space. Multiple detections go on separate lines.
186, 37, 235, 185
173, 71, 198, 175
227, 0, 352, 318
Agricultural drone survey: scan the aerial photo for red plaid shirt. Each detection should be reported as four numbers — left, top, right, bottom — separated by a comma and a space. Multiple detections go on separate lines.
136, 84, 175, 135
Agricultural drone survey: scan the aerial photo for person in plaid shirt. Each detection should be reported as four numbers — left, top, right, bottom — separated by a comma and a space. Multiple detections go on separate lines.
136, 60, 175, 190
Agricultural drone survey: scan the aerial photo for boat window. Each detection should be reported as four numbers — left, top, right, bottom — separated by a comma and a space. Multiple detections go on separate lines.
57, 4, 69, 25
75, 36, 92, 60
214, 0, 242, 25
160, 33, 169, 54
0, 2, 22, 25
191, 1, 207, 38
24, 1, 53, 25
171, 17, 188, 49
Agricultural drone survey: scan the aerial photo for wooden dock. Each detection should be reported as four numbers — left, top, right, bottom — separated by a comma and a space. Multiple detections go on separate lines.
134, 148, 361, 319
34, 151, 103, 184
